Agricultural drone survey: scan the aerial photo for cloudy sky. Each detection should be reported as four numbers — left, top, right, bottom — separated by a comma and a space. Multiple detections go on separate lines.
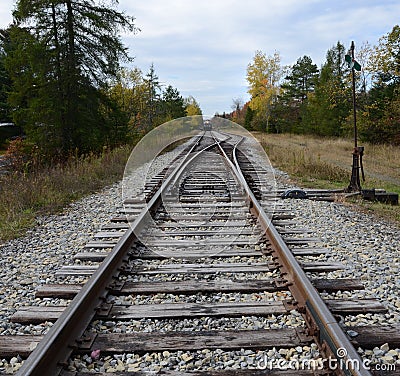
1, 0, 400, 115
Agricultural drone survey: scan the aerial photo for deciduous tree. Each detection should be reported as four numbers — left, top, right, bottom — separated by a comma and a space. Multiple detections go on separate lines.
184, 96, 202, 116
246, 50, 283, 131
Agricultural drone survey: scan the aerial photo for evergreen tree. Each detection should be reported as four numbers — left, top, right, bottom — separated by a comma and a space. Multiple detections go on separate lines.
279, 55, 318, 132
244, 105, 254, 130
282, 56, 318, 104
302, 42, 351, 136
143, 63, 161, 130
6, 0, 137, 156
0, 30, 12, 123
161, 85, 186, 121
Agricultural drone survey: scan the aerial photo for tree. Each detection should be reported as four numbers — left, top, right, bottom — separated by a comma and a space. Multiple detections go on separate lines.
161, 85, 186, 121
246, 50, 283, 131
282, 56, 318, 104
109, 67, 144, 129
370, 25, 400, 86
6, 0, 137, 156
0, 30, 13, 123
302, 42, 352, 136
143, 63, 162, 130
229, 97, 244, 124
184, 96, 202, 116
360, 25, 400, 144
244, 104, 254, 130
278, 55, 318, 132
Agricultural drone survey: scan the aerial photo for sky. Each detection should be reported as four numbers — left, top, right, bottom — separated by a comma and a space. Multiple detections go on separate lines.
1, 0, 400, 116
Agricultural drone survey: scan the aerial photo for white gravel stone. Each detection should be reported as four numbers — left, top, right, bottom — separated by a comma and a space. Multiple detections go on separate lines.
0, 142, 188, 338
1, 133, 398, 373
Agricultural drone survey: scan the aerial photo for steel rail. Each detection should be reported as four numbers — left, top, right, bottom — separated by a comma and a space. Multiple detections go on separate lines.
17, 132, 214, 376
221, 135, 371, 376
18, 129, 371, 376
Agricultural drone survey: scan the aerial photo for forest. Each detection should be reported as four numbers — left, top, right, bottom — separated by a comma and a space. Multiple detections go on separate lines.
0, 0, 201, 161
228, 25, 400, 145
1, 0, 399, 167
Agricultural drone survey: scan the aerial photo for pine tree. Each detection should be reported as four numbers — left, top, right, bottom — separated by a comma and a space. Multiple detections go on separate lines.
161, 85, 186, 121
6, 0, 138, 156
0, 30, 12, 123
302, 42, 351, 136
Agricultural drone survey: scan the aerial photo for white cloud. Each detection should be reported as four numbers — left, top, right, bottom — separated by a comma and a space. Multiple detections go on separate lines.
1, 0, 400, 115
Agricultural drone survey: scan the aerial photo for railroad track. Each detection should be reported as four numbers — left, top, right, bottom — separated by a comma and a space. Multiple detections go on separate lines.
1, 130, 399, 375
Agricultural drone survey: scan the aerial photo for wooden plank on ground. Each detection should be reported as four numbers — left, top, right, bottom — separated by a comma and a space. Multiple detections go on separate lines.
273, 221, 297, 226
93, 231, 125, 238
291, 248, 330, 256
56, 262, 275, 277
105, 301, 287, 320
35, 279, 285, 299
133, 262, 273, 275
35, 284, 82, 299
55, 266, 98, 276
113, 279, 283, 295
325, 299, 387, 315
10, 306, 65, 324
283, 238, 321, 245
165, 202, 245, 208
159, 208, 248, 214
10, 301, 288, 325
145, 229, 259, 236
130, 247, 269, 259
84, 241, 117, 249
74, 252, 109, 262
278, 228, 312, 234
155, 215, 249, 221
272, 214, 295, 220
312, 279, 364, 292
86, 328, 310, 353
348, 325, 400, 348
145, 239, 262, 247
301, 262, 345, 272
102, 223, 130, 230
155, 221, 248, 228
0, 335, 43, 357
123, 199, 145, 205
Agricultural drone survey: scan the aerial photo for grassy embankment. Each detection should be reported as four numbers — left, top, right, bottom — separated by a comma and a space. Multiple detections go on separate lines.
254, 132, 400, 225
0, 145, 133, 242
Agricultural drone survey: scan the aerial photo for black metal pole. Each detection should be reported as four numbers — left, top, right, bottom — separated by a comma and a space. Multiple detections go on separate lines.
351, 41, 357, 149
347, 41, 361, 192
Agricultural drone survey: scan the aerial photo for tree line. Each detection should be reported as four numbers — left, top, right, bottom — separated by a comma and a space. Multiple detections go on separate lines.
228, 25, 400, 145
0, 0, 201, 160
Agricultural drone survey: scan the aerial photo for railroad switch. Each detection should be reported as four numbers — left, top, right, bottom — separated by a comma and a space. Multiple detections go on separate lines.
347, 146, 365, 192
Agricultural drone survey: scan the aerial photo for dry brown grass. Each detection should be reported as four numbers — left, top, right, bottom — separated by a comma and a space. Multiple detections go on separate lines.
254, 132, 400, 224
0, 145, 133, 241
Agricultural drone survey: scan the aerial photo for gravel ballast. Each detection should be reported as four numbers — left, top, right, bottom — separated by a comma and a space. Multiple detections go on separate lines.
0, 133, 399, 374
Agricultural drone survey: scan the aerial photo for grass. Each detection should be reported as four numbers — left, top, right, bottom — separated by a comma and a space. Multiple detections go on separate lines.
0, 145, 134, 242
1, 132, 398, 241
254, 132, 400, 225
